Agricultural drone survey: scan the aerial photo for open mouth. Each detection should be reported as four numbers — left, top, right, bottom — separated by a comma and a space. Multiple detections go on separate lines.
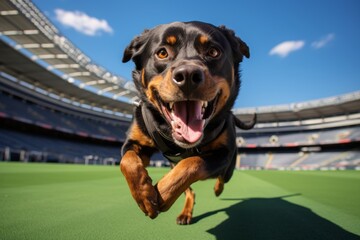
156, 93, 219, 147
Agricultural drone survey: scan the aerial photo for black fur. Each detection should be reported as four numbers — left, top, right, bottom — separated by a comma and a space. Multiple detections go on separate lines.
122, 21, 254, 181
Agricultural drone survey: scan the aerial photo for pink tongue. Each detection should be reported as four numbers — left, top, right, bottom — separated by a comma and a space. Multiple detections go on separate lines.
172, 101, 204, 143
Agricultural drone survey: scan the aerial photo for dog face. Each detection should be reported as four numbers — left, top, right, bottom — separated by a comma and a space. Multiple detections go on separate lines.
123, 21, 249, 148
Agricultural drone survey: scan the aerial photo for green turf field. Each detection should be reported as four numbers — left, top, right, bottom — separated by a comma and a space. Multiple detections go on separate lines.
1, 162, 359, 240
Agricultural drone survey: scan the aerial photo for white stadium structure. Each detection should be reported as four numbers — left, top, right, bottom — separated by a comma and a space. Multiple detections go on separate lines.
1, 0, 359, 169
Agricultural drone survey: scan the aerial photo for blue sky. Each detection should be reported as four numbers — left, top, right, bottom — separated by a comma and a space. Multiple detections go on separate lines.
33, 0, 360, 108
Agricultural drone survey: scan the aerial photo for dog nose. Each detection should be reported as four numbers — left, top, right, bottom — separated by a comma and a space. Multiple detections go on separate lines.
172, 65, 204, 94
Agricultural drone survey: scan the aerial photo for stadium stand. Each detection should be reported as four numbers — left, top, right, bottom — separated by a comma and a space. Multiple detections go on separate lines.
0, 82, 128, 141
0, 0, 359, 169
236, 102, 360, 170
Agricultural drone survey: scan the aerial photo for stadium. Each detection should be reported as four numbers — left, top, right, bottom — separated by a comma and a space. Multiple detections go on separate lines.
0, 0, 359, 239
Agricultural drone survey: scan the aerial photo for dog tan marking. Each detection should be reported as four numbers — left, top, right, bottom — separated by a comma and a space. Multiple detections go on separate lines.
141, 68, 147, 88
120, 150, 159, 219
202, 129, 228, 153
145, 74, 164, 109
166, 35, 177, 45
156, 156, 208, 212
148, 70, 178, 103
177, 187, 195, 224
212, 77, 231, 116
199, 35, 209, 44
214, 176, 224, 197
128, 121, 155, 149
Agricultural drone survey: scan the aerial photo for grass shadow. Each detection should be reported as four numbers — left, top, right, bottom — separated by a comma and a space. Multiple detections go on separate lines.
192, 194, 360, 240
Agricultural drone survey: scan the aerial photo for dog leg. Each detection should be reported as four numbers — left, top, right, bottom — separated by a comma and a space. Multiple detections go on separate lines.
214, 176, 225, 197
177, 187, 195, 225
155, 156, 208, 212
120, 150, 159, 219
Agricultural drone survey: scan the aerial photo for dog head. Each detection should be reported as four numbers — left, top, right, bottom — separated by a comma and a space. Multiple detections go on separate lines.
123, 21, 249, 148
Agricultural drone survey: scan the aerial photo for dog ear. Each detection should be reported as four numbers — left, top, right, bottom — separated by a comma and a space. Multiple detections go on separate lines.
122, 29, 151, 66
218, 25, 250, 63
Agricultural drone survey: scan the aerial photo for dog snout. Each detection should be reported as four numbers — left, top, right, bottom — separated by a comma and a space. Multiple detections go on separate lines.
172, 65, 204, 95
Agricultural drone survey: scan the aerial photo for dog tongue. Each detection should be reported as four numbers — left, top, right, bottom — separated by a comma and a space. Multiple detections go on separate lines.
172, 101, 204, 143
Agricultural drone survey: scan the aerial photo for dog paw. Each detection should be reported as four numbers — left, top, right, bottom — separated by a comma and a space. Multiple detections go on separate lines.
214, 179, 224, 197
135, 182, 159, 219
176, 213, 192, 225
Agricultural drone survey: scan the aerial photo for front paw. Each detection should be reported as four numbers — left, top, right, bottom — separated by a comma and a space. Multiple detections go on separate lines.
134, 181, 159, 219
177, 212, 192, 225
121, 160, 159, 218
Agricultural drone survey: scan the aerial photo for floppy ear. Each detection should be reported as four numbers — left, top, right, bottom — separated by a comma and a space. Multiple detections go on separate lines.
218, 25, 250, 63
122, 29, 151, 67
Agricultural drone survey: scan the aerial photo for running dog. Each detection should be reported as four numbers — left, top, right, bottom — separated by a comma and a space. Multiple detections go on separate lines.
120, 21, 255, 224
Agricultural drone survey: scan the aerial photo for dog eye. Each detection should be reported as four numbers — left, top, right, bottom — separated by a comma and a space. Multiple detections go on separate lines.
207, 47, 221, 58
156, 48, 169, 59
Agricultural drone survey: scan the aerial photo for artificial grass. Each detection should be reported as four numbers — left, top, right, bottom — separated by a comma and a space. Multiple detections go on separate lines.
0, 162, 359, 240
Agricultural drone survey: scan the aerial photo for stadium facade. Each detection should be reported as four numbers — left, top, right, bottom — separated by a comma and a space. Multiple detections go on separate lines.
1, 0, 359, 169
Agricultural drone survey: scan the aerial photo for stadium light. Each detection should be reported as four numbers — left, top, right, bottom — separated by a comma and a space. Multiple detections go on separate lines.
68, 72, 91, 77
98, 86, 119, 95
79, 80, 106, 88
0, 10, 19, 16
112, 90, 131, 100
23, 30, 39, 35
50, 64, 80, 69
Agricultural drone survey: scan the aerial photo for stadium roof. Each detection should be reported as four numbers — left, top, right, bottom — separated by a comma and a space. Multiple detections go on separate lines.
0, 0, 137, 115
0, 0, 359, 125
234, 91, 360, 125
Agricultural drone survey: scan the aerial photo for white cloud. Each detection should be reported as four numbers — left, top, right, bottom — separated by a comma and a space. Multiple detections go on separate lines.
269, 40, 305, 58
55, 9, 113, 36
311, 33, 335, 49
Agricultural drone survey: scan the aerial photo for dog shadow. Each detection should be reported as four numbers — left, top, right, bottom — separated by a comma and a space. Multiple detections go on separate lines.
192, 194, 360, 240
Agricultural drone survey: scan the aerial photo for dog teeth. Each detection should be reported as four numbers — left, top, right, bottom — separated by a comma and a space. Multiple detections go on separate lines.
201, 101, 208, 114
202, 101, 208, 108
169, 102, 174, 110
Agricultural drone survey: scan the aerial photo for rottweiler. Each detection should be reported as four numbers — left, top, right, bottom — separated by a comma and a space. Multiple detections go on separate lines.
120, 21, 255, 225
